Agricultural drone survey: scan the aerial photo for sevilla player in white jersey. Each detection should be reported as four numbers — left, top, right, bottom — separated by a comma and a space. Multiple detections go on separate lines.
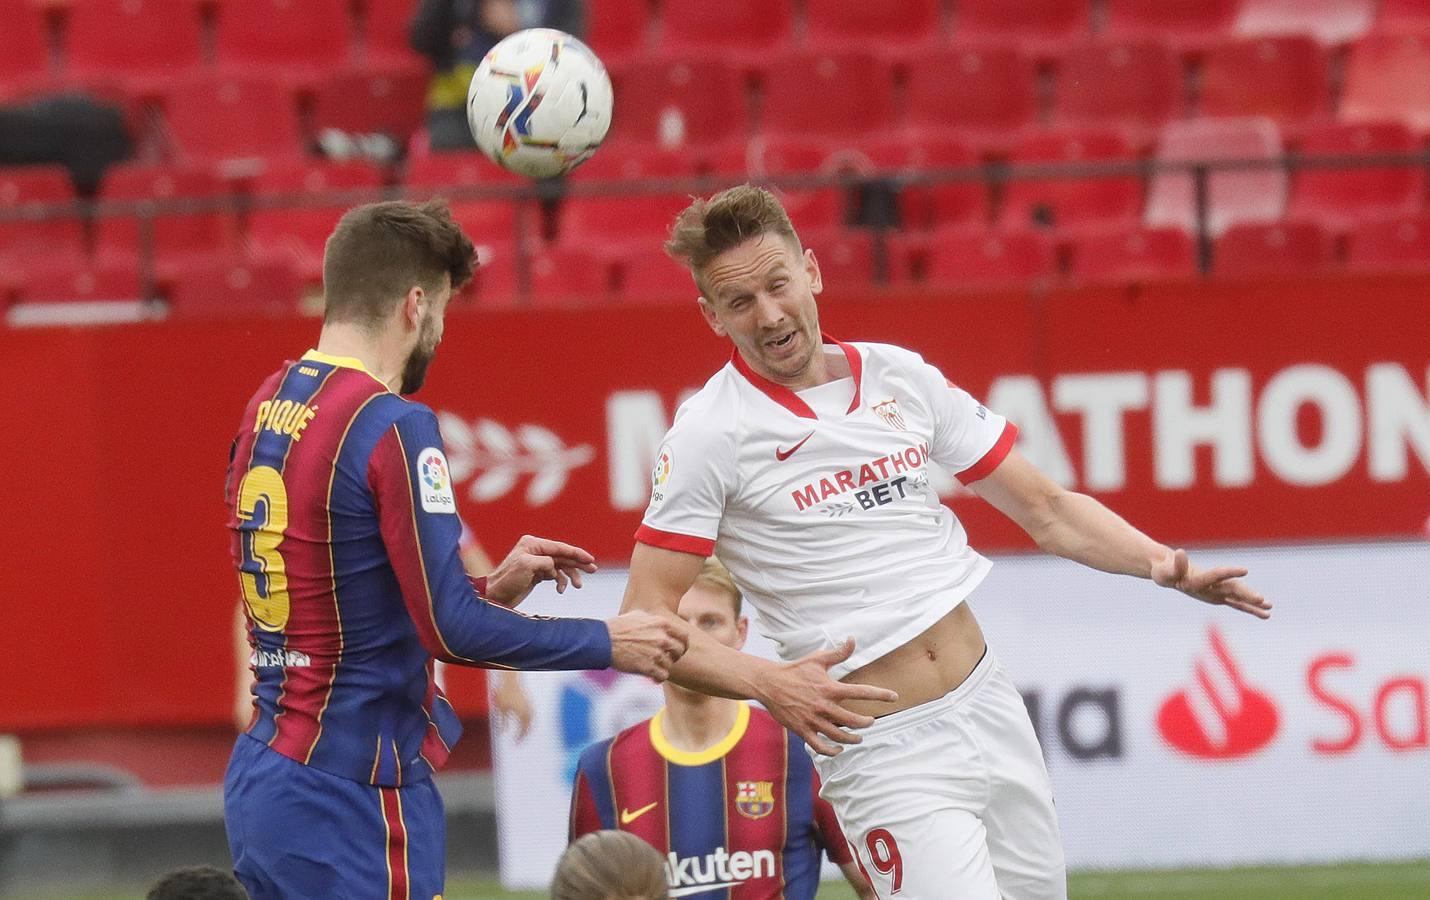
620, 185, 1271, 900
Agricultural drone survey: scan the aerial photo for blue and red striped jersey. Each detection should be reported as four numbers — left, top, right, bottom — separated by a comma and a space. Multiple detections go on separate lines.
226, 350, 611, 786
570, 703, 851, 900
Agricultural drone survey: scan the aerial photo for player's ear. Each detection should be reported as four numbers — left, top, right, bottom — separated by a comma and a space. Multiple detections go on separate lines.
402, 285, 424, 329
697, 297, 725, 337
734, 616, 748, 651
804, 247, 823, 295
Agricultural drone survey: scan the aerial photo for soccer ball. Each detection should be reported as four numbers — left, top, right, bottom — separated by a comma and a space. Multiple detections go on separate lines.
466, 28, 613, 179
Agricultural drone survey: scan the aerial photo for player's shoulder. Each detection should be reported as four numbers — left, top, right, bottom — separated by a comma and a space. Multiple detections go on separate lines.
853, 340, 933, 372
666, 366, 744, 442
576, 734, 619, 775
602, 715, 660, 768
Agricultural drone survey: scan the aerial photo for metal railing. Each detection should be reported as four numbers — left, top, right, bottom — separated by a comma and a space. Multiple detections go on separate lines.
3, 149, 1429, 307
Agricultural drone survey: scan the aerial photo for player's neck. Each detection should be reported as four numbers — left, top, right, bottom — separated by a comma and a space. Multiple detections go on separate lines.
316, 322, 405, 392
659, 688, 741, 753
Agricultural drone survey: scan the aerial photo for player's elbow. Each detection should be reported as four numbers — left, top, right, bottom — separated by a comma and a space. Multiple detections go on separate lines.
1025, 486, 1079, 552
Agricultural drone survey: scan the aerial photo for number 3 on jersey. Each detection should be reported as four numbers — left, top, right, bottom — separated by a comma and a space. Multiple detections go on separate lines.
236, 465, 291, 631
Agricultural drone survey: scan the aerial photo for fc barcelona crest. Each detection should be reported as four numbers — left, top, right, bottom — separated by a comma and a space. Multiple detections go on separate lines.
735, 781, 775, 819
870, 398, 908, 431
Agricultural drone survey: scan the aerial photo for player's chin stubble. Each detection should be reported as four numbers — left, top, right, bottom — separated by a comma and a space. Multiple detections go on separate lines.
399, 319, 439, 395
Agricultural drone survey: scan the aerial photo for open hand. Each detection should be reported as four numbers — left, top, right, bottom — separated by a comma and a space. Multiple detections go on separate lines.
1153, 548, 1272, 619
758, 639, 900, 756
484, 535, 598, 608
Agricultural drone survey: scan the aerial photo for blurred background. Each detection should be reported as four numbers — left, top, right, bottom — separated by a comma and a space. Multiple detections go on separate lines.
1, 0, 1428, 897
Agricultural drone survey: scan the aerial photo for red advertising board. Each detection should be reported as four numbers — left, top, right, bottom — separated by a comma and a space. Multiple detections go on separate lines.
2, 273, 1427, 730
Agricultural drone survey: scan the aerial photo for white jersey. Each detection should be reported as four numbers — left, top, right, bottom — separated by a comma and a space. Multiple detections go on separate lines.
636, 339, 1017, 678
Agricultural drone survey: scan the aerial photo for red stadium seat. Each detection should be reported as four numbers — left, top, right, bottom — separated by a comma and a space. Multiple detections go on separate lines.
660, 0, 792, 59
556, 192, 692, 250
214, 0, 352, 83
803, 229, 877, 286
362, 0, 428, 69
405, 150, 524, 189
615, 243, 697, 305
0, 0, 48, 83
954, 0, 1090, 58
902, 46, 1038, 154
96, 164, 239, 276
857, 133, 986, 229
761, 50, 893, 139
1069, 227, 1196, 282
163, 76, 305, 174
468, 241, 520, 307
1053, 42, 1183, 150
247, 160, 386, 281
527, 243, 614, 304
1200, 37, 1330, 135
1288, 122, 1424, 233
1234, 0, 1375, 46
1214, 222, 1332, 276
901, 227, 1056, 287
64, 0, 203, 89
1347, 216, 1430, 271
586, 0, 650, 64
1001, 129, 1142, 233
166, 258, 303, 318
1103, 0, 1238, 55
1145, 117, 1287, 237
713, 136, 846, 232
0, 166, 85, 267
1342, 33, 1430, 132
312, 67, 428, 145
805, 0, 942, 51
608, 57, 747, 150
569, 143, 698, 181
17, 260, 145, 304
1378, 0, 1430, 34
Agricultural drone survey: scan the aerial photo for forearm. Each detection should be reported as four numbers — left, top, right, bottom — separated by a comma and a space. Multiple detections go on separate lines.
1032, 490, 1170, 579
667, 616, 779, 701
423, 586, 612, 670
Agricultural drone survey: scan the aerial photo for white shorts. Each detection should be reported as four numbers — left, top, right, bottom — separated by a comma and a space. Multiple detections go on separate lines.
812, 651, 1066, 900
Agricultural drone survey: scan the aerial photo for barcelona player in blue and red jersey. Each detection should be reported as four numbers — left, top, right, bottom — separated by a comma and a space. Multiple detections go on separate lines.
572, 560, 873, 900
224, 200, 686, 900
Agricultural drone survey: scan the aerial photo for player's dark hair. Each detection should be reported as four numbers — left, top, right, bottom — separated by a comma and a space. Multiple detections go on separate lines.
551, 830, 667, 900
666, 184, 802, 292
322, 199, 475, 328
146, 865, 249, 900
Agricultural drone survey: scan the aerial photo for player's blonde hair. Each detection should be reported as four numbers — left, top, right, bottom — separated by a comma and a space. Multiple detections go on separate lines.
551, 830, 668, 900
665, 185, 802, 290
690, 557, 742, 617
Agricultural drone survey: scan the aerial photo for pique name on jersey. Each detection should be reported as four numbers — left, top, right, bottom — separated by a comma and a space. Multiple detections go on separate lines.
251, 399, 318, 442
666, 847, 776, 897
790, 441, 931, 512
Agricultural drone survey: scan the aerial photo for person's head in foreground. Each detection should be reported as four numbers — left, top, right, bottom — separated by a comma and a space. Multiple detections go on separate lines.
669, 558, 747, 690
551, 829, 668, 900
146, 865, 249, 900
666, 185, 826, 390
322, 199, 476, 395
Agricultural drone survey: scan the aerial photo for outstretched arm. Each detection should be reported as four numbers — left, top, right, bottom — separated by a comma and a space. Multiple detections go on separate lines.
622, 543, 898, 755
971, 448, 1271, 619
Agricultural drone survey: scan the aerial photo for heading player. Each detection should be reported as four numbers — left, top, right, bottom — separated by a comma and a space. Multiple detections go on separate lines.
223, 199, 685, 900
619, 185, 1271, 899
572, 559, 873, 899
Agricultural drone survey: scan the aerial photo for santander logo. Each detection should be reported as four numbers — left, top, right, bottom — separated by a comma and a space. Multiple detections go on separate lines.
1157, 628, 1280, 760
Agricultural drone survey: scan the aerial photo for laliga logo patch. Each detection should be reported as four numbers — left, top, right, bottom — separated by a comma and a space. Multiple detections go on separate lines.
735, 780, 775, 819
418, 447, 457, 514
648, 445, 672, 510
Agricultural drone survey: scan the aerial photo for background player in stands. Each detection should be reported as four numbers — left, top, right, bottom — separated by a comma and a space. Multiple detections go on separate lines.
620, 186, 1271, 899
572, 558, 873, 900
223, 199, 685, 900
552, 830, 668, 900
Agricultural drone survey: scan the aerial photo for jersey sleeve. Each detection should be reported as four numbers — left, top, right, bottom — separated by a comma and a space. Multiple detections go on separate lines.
368, 406, 612, 670
811, 770, 853, 864
633, 405, 734, 557
906, 352, 1017, 484
569, 742, 614, 839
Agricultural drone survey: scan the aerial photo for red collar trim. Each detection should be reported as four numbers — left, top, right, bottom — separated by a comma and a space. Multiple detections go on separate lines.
730, 334, 863, 420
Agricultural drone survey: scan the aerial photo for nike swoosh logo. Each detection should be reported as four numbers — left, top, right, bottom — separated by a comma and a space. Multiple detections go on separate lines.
620, 801, 659, 825
775, 432, 814, 461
